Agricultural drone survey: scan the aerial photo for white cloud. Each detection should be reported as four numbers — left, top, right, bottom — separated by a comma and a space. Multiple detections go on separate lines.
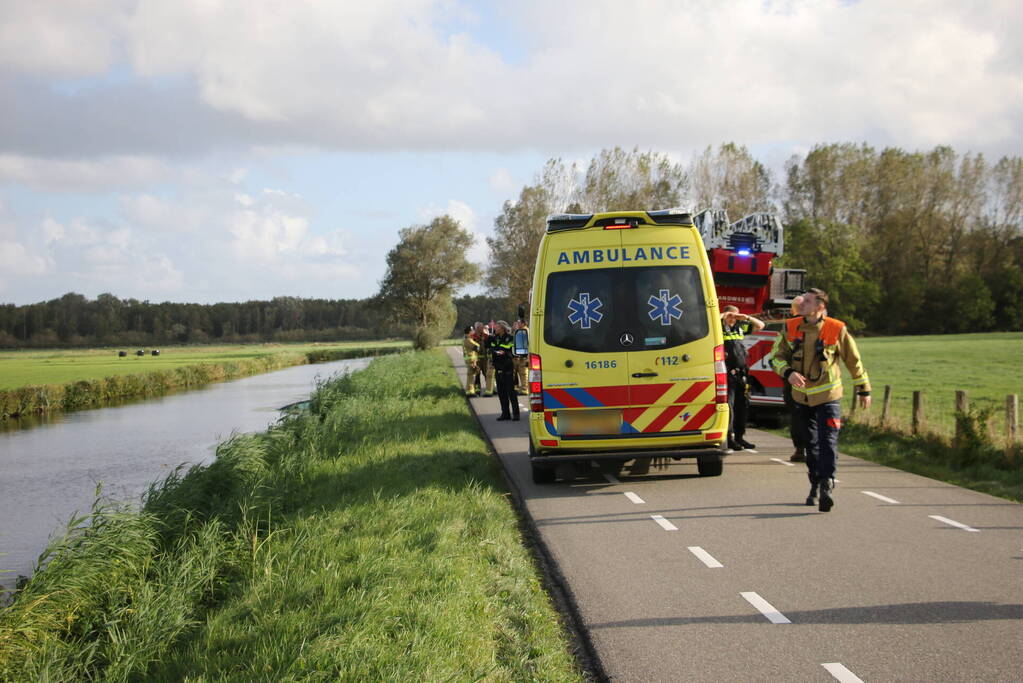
488, 168, 516, 194
0, 240, 51, 277
2, 1, 1020, 156
0, 155, 175, 192
0, 2, 129, 76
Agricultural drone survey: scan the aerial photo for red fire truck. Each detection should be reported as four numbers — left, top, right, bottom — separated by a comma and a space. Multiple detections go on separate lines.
693, 209, 805, 415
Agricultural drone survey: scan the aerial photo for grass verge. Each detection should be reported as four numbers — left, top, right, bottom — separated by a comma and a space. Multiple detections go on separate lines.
0, 343, 408, 420
0, 350, 580, 681
835, 420, 1023, 503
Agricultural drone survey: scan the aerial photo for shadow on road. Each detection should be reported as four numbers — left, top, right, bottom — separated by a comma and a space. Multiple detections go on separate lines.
588, 601, 1023, 628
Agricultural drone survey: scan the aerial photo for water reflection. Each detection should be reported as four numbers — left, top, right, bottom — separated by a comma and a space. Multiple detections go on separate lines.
0, 357, 371, 590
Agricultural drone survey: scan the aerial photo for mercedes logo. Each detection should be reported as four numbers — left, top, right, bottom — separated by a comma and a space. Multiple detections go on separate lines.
620, 333, 634, 346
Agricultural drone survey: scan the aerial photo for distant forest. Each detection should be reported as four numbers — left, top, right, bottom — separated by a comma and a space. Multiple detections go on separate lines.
0, 293, 514, 348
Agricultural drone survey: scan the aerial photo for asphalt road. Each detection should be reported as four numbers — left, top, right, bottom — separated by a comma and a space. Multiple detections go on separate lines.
447, 348, 1023, 682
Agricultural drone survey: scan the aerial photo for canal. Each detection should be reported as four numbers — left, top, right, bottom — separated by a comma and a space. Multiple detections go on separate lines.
0, 356, 371, 590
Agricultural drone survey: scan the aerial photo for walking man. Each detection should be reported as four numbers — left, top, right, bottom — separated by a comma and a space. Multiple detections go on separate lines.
721, 305, 764, 451
770, 288, 871, 511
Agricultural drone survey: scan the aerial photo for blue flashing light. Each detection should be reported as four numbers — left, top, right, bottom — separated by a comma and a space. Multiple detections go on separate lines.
737, 248, 751, 256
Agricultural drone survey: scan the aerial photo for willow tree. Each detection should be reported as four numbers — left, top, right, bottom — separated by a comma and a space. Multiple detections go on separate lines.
377, 215, 480, 349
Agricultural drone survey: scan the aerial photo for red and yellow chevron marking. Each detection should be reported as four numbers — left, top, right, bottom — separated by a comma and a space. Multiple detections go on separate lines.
625, 380, 714, 433
541, 380, 716, 436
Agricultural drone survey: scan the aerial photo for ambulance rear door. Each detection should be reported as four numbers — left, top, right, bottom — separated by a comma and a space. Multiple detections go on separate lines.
539, 230, 632, 441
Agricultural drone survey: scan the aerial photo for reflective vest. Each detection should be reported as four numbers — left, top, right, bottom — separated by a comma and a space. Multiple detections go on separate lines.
785, 316, 845, 346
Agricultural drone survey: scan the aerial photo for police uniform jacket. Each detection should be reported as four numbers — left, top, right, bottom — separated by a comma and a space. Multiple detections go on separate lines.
489, 333, 515, 372
769, 315, 870, 407
722, 320, 752, 372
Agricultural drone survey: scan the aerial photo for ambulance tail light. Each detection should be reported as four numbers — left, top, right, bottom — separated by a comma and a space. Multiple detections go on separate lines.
529, 353, 544, 412
714, 345, 728, 403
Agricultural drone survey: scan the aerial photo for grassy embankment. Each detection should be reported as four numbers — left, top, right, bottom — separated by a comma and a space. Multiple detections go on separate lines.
782, 332, 1023, 501
0, 340, 410, 419
0, 350, 580, 681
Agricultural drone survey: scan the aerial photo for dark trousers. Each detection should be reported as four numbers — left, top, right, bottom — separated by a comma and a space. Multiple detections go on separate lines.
495, 370, 519, 418
783, 383, 806, 449
727, 371, 748, 442
796, 400, 842, 482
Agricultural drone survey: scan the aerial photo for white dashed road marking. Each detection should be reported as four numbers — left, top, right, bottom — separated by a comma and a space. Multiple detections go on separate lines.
741, 591, 791, 624
688, 546, 723, 568
862, 490, 900, 504
624, 491, 645, 504
603, 473, 620, 485
651, 515, 678, 531
770, 458, 795, 467
929, 515, 980, 532
822, 662, 864, 682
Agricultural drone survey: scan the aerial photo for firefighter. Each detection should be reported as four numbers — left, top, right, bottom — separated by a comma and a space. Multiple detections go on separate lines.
490, 320, 520, 421
770, 288, 871, 512
471, 321, 491, 396
462, 325, 479, 397
721, 305, 765, 451
512, 319, 529, 395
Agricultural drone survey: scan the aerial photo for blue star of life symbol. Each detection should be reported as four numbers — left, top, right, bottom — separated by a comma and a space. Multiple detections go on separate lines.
648, 289, 684, 325
567, 292, 604, 329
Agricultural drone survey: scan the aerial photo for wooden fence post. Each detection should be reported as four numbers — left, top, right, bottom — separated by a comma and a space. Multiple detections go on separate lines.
881, 385, 891, 426
912, 390, 924, 436
954, 390, 968, 446
1008, 394, 1019, 444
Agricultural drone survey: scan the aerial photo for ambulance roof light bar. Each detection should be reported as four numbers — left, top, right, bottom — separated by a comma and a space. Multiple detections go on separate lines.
546, 213, 594, 232
646, 207, 694, 225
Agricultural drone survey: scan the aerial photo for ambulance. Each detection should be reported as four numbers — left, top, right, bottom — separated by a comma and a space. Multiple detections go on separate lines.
519, 209, 729, 483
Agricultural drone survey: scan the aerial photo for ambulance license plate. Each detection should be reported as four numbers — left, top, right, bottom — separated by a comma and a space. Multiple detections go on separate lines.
558, 409, 622, 435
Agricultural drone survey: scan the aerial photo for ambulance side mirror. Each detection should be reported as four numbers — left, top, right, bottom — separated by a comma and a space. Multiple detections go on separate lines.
513, 329, 529, 357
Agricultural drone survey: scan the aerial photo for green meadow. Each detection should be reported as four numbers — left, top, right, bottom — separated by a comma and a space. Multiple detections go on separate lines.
848, 332, 1023, 441
0, 350, 580, 681
0, 340, 410, 391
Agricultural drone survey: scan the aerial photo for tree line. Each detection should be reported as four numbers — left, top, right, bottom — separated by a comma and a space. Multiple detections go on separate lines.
482, 143, 1023, 335
0, 291, 510, 348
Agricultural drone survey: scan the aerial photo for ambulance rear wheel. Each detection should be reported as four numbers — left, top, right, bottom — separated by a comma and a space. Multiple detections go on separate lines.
529, 442, 555, 484
697, 457, 723, 477
531, 462, 555, 484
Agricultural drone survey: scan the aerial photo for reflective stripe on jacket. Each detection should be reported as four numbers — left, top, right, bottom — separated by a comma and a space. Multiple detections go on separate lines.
768, 315, 870, 407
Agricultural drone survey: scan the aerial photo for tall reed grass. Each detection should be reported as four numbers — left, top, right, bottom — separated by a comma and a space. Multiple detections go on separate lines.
0, 351, 579, 681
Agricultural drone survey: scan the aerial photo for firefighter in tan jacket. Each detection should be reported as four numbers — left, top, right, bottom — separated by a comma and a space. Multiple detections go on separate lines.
770, 288, 871, 512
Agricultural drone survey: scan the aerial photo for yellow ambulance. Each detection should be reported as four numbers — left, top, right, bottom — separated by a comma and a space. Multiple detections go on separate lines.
520, 209, 729, 483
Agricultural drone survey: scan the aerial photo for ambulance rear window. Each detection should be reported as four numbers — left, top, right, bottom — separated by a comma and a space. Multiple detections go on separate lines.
544, 265, 709, 353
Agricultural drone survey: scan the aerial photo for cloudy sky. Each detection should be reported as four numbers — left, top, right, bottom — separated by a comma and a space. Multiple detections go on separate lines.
2, 0, 1020, 305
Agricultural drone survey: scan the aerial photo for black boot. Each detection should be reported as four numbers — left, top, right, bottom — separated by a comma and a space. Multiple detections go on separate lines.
805, 474, 818, 507
818, 477, 834, 512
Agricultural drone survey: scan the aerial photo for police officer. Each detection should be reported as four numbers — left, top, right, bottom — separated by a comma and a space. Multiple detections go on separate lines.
721, 305, 764, 451
462, 325, 479, 397
770, 288, 871, 512
489, 320, 520, 421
